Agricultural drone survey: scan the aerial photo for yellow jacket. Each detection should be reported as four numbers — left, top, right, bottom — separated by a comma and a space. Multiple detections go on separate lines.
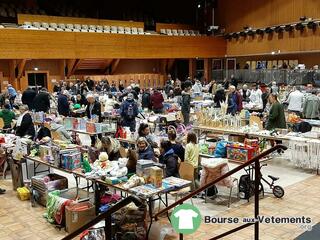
185, 143, 199, 168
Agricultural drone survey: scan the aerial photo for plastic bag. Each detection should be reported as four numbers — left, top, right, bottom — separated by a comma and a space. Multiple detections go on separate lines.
214, 140, 228, 158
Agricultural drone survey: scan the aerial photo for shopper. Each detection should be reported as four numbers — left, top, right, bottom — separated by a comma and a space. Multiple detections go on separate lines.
137, 137, 155, 160
227, 85, 242, 114
271, 81, 279, 94
150, 89, 164, 113
15, 105, 35, 139
303, 90, 320, 119
0, 104, 15, 129
50, 117, 72, 142
33, 88, 50, 113
120, 93, 139, 132
86, 94, 102, 122
185, 132, 199, 169
287, 86, 304, 117
98, 136, 121, 161
214, 84, 226, 108
249, 84, 263, 110
266, 93, 286, 130
192, 79, 202, 96
167, 128, 185, 162
57, 90, 70, 117
230, 74, 238, 89
138, 123, 157, 148
159, 140, 179, 177
22, 87, 36, 110
239, 84, 251, 102
141, 89, 152, 110
181, 86, 191, 125
72, 94, 87, 106
262, 87, 271, 111
7, 84, 17, 107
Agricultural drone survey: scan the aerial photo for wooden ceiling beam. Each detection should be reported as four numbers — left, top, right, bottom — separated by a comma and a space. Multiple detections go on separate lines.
17, 59, 27, 79
101, 59, 114, 74
110, 59, 120, 74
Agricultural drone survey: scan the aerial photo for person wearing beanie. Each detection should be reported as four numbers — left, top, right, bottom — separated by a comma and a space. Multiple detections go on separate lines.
120, 93, 138, 132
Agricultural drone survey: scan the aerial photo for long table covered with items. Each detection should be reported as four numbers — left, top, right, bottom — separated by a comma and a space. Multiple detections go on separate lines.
1, 134, 190, 239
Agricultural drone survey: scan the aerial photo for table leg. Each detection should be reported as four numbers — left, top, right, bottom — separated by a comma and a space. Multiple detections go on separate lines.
147, 198, 153, 239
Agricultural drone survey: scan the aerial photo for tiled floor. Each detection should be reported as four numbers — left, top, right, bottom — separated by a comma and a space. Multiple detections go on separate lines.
0, 160, 319, 240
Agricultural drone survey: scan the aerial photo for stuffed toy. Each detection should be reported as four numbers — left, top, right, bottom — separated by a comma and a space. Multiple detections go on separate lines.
110, 158, 128, 178
93, 152, 109, 169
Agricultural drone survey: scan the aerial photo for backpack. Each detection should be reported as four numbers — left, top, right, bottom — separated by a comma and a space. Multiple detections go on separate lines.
238, 174, 255, 200
293, 121, 312, 133
125, 102, 136, 119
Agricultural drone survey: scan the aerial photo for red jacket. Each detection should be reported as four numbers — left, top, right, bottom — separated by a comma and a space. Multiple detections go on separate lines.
150, 92, 164, 109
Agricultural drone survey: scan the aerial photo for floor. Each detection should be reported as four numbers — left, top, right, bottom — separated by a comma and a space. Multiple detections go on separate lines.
0, 153, 319, 240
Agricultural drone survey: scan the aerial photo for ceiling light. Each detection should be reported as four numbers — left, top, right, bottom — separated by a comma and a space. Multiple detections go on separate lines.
271, 51, 275, 55
307, 21, 317, 30
285, 24, 295, 32
232, 32, 239, 38
265, 27, 275, 34
34, 67, 38, 71
256, 29, 264, 35
275, 25, 285, 33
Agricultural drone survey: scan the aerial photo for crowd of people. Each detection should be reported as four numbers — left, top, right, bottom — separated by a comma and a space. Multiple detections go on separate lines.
1, 74, 320, 195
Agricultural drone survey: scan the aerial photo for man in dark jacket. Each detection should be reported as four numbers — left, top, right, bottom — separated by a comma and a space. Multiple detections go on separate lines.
85, 77, 95, 91
150, 89, 164, 113
141, 89, 152, 110
214, 85, 226, 108
32, 88, 50, 112
58, 90, 70, 117
15, 105, 35, 138
120, 93, 138, 132
22, 87, 37, 110
159, 140, 179, 177
86, 94, 102, 122
181, 87, 191, 125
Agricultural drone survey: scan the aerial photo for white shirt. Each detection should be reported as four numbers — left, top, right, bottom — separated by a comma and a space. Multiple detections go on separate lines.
192, 83, 202, 93
287, 90, 304, 112
174, 209, 198, 229
249, 89, 263, 109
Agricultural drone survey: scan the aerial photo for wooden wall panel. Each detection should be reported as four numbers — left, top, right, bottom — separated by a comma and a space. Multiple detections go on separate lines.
0, 29, 226, 59
156, 23, 196, 32
18, 14, 144, 28
216, 0, 320, 33
226, 28, 320, 56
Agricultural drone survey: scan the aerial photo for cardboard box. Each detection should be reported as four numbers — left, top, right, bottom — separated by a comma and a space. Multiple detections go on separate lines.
149, 166, 163, 188
65, 202, 96, 233
227, 144, 258, 163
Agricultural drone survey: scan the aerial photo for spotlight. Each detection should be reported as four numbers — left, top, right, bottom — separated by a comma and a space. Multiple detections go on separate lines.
275, 25, 285, 33
300, 16, 307, 21
256, 28, 264, 35
285, 24, 294, 32
295, 22, 307, 31
265, 27, 275, 34
232, 32, 239, 38
239, 31, 247, 37
225, 34, 232, 40
307, 21, 317, 30
247, 29, 255, 36
197, 4, 201, 8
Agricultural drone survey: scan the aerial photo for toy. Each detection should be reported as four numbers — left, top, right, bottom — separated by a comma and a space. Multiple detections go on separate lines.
110, 158, 128, 178
122, 175, 145, 190
93, 152, 109, 169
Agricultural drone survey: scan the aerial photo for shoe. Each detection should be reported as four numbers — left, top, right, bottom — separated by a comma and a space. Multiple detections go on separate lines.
0, 188, 6, 194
